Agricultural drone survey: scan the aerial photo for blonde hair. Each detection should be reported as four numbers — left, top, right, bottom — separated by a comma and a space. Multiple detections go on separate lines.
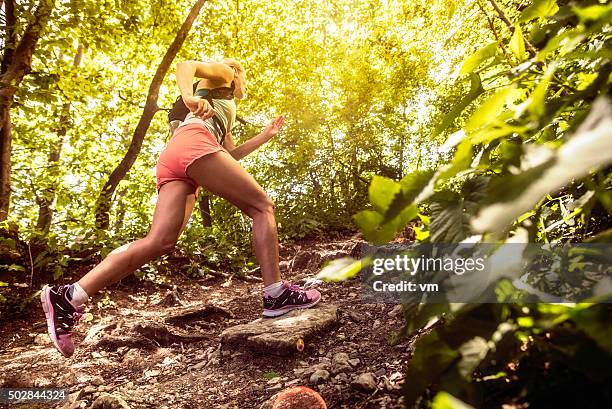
222, 58, 246, 99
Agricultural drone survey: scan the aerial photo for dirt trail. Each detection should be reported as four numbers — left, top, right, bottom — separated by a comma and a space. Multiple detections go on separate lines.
0, 233, 419, 408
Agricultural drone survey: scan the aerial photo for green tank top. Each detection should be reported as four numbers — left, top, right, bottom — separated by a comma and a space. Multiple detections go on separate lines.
179, 94, 236, 143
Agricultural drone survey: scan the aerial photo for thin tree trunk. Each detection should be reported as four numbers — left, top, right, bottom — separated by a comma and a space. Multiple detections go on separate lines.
36, 44, 84, 233
94, 0, 207, 229
0, 0, 55, 222
198, 191, 212, 227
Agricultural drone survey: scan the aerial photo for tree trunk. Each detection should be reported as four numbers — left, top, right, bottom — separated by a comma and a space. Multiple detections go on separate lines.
35, 44, 84, 233
198, 190, 212, 227
0, 0, 55, 222
94, 0, 207, 229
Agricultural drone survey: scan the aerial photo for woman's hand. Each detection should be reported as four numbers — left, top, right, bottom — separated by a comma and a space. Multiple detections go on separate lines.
183, 95, 214, 119
261, 116, 285, 140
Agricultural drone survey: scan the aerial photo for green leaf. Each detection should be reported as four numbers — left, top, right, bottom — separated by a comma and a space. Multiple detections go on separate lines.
459, 42, 498, 75
369, 176, 401, 214
404, 331, 460, 407
435, 140, 473, 187
572, 4, 612, 23
432, 392, 475, 409
520, 0, 559, 22
433, 74, 485, 137
465, 87, 520, 132
316, 257, 372, 282
509, 26, 526, 60
527, 62, 557, 118
457, 337, 490, 380
382, 170, 434, 224
355, 205, 419, 244
430, 177, 488, 243
472, 98, 612, 233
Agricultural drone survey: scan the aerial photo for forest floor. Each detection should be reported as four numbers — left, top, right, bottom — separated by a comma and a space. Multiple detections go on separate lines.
0, 231, 423, 409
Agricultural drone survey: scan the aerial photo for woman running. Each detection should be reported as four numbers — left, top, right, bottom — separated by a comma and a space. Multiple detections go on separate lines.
40, 59, 322, 358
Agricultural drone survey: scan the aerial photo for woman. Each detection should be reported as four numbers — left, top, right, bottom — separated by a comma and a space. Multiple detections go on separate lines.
40, 59, 322, 358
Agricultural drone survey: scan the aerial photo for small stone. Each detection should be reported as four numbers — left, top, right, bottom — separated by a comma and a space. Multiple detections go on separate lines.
310, 369, 330, 384
372, 319, 381, 329
332, 352, 350, 366
285, 379, 300, 387
34, 333, 51, 345
389, 305, 403, 317
344, 310, 362, 323
331, 352, 352, 375
348, 358, 360, 367
267, 383, 283, 392
83, 386, 97, 395
89, 393, 131, 409
352, 373, 377, 393
90, 375, 104, 386
375, 368, 386, 377
335, 373, 349, 383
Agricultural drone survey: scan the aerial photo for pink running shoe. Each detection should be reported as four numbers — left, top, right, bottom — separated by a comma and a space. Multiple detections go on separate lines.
263, 282, 322, 317
40, 285, 84, 357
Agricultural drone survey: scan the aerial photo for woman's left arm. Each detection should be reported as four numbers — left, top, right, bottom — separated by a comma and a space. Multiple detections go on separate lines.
224, 116, 284, 161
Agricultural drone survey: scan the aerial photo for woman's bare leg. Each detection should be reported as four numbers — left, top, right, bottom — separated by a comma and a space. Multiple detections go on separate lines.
186, 151, 281, 286
78, 181, 195, 295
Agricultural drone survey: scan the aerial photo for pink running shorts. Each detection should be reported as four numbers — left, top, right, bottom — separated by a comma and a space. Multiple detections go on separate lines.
156, 123, 225, 193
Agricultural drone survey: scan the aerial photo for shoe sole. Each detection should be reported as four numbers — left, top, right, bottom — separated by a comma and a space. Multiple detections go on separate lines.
262, 295, 322, 318
40, 285, 71, 358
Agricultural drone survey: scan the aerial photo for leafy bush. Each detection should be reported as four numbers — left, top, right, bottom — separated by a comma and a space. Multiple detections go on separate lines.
319, 1, 612, 407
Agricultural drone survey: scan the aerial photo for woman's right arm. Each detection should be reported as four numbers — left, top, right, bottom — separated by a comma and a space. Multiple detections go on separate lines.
175, 61, 234, 118
175, 61, 233, 99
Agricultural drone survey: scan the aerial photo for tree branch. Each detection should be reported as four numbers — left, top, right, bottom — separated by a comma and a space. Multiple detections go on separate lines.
488, 0, 537, 58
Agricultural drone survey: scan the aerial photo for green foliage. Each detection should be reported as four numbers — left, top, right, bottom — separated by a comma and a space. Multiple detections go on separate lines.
316, 257, 372, 282
403, 302, 612, 408
343, 1, 612, 407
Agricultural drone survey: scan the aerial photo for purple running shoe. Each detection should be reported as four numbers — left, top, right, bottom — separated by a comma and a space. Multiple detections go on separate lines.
40, 285, 84, 357
263, 282, 322, 317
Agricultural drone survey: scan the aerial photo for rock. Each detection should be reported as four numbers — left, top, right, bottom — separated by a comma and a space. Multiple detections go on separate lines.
335, 373, 349, 383
344, 310, 363, 323
267, 384, 283, 392
220, 305, 338, 356
331, 352, 352, 375
90, 375, 105, 386
389, 305, 403, 317
89, 393, 131, 409
34, 333, 51, 345
310, 369, 330, 384
352, 373, 377, 393
348, 358, 360, 367
82, 385, 97, 395
332, 352, 350, 366
375, 368, 386, 377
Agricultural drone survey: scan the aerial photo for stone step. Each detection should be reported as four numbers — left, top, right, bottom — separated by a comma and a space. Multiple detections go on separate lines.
220, 305, 338, 356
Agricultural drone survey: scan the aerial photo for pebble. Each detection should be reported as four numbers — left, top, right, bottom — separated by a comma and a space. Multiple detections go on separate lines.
348, 358, 361, 367
310, 369, 330, 384
375, 368, 386, 377
335, 373, 349, 383
34, 333, 50, 346
352, 372, 377, 392
389, 305, 403, 317
90, 375, 105, 386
